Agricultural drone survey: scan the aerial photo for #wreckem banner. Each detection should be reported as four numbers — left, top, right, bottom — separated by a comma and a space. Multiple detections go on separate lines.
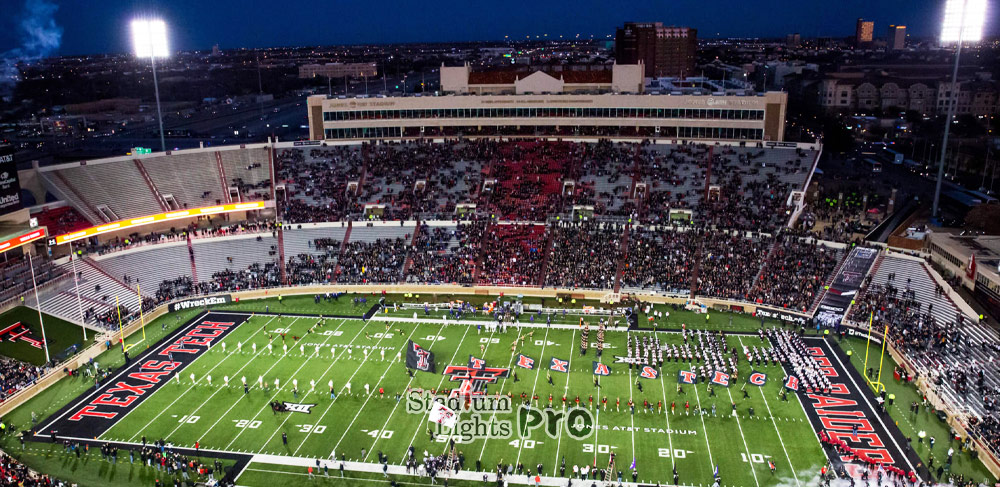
406, 340, 435, 373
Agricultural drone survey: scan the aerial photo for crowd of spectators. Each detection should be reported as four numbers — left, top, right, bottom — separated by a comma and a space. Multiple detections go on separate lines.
337, 238, 409, 284
0, 357, 43, 401
545, 221, 622, 289
621, 226, 697, 293
478, 224, 546, 286
0, 453, 66, 487
747, 235, 840, 312
406, 224, 482, 285
695, 229, 770, 301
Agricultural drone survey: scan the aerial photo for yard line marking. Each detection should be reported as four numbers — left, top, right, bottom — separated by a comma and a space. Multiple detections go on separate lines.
328, 322, 430, 457
365, 321, 471, 462
513, 326, 550, 468
226, 318, 363, 451
626, 333, 636, 473
165, 317, 328, 442
551, 329, 575, 469
395, 320, 474, 461
430, 320, 502, 460
690, 366, 716, 471
123, 315, 279, 442
656, 345, 677, 470
737, 336, 799, 487
202, 318, 351, 449
475, 325, 543, 464
723, 369, 761, 487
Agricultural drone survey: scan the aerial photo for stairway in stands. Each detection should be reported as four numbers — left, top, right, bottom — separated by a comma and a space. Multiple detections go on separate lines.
39, 258, 141, 327
187, 235, 199, 285
401, 221, 422, 277
807, 249, 849, 315
133, 159, 169, 211
535, 224, 556, 287
215, 152, 231, 203
613, 224, 630, 293
471, 222, 493, 283
333, 221, 353, 283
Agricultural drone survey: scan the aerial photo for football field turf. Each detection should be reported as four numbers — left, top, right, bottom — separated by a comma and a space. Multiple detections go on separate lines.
47, 311, 828, 487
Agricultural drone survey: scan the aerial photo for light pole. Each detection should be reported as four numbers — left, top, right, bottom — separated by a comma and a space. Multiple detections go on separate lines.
27, 250, 50, 364
131, 19, 170, 153
932, 0, 986, 221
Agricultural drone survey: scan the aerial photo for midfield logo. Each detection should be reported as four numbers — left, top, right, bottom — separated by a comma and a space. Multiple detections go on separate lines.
282, 402, 316, 414
442, 363, 510, 397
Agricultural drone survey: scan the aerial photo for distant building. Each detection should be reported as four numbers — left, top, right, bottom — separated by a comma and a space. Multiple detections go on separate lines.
614, 22, 697, 78
813, 75, 997, 116
786, 33, 801, 48
298, 63, 378, 79
211, 44, 221, 56
440, 63, 643, 95
887, 25, 906, 50
855, 18, 874, 46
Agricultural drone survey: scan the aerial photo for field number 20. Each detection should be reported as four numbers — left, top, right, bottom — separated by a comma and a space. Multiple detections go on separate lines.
658, 449, 687, 458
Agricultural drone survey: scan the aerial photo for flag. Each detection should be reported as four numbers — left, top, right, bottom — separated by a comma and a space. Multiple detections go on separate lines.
638, 365, 659, 380
678, 370, 697, 384
629, 458, 636, 470
747, 371, 767, 386
592, 362, 610, 376
784, 375, 800, 391
428, 402, 458, 428
516, 354, 535, 370
549, 357, 569, 373
468, 355, 485, 369
405, 340, 435, 373
713, 465, 719, 478
709, 370, 731, 387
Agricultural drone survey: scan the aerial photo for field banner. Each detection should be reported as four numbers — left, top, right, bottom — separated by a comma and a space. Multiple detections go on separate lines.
468, 355, 485, 369
516, 354, 535, 369
709, 370, 731, 387
428, 402, 458, 428
678, 370, 697, 384
592, 361, 610, 376
406, 340, 435, 373
549, 357, 569, 373
747, 370, 768, 386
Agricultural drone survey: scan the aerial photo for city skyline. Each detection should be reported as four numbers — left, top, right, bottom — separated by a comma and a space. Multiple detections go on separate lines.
0, 0, 993, 58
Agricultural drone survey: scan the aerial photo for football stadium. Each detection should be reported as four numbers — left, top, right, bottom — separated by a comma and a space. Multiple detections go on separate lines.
0, 88, 997, 487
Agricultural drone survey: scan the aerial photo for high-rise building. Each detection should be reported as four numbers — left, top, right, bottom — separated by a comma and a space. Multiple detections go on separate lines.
786, 33, 801, 47
855, 18, 874, 46
887, 25, 906, 50
615, 22, 697, 78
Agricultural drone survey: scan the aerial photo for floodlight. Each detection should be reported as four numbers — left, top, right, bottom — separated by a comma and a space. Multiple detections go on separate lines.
940, 0, 986, 43
132, 19, 169, 58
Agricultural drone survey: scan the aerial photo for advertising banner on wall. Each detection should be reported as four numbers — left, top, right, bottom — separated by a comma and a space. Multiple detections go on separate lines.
0, 145, 22, 215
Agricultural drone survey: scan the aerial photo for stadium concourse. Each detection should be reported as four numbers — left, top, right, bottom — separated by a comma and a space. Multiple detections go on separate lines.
3, 137, 996, 487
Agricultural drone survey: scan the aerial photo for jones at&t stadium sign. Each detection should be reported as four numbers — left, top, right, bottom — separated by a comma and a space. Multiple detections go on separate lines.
168, 295, 232, 312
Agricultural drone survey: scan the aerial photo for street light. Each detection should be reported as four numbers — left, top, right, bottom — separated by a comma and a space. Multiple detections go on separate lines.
131, 18, 169, 153
932, 0, 987, 221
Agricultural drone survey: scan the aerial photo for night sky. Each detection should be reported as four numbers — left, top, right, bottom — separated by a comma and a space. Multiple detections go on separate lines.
0, 0, 991, 57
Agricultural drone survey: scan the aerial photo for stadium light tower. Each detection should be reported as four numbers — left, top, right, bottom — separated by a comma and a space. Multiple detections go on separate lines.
131, 18, 169, 153
932, 0, 987, 221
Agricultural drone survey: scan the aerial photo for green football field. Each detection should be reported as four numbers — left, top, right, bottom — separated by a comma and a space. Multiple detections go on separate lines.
89, 311, 827, 487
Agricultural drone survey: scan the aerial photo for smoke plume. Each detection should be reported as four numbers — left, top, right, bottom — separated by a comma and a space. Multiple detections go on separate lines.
0, 0, 63, 95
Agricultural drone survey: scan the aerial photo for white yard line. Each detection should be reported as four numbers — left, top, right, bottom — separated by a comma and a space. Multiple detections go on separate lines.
392, 320, 473, 461
124, 315, 279, 442
724, 379, 761, 487
205, 318, 351, 450
690, 372, 716, 471
655, 355, 676, 470
363, 320, 456, 461
290, 319, 386, 456
328, 323, 430, 457
626, 343, 636, 472
737, 336, 799, 487
474, 325, 533, 464
431, 322, 499, 460
551, 329, 576, 469
513, 326, 551, 468
225, 319, 361, 451
167, 317, 330, 442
